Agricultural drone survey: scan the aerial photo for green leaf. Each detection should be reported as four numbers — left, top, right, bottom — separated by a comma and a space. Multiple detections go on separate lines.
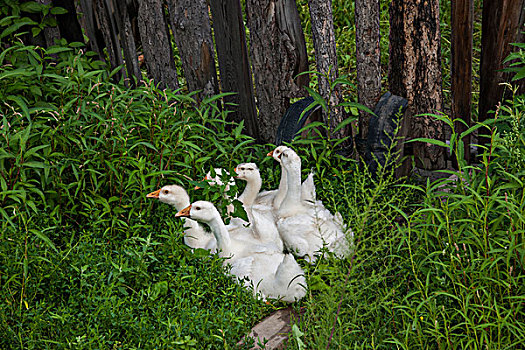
50, 6, 68, 15
406, 137, 449, 149
20, 2, 46, 13
333, 115, 357, 133
30, 229, 58, 253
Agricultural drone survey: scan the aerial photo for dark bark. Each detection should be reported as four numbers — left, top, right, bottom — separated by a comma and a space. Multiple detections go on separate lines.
355, 0, 382, 141
479, 0, 525, 145
137, 0, 179, 90
52, 0, 84, 43
167, 0, 219, 102
389, 0, 446, 170
209, 0, 260, 141
93, 0, 124, 82
77, 0, 104, 57
36, 0, 61, 48
451, 0, 473, 165
246, 0, 309, 143
112, 0, 141, 87
307, 0, 345, 139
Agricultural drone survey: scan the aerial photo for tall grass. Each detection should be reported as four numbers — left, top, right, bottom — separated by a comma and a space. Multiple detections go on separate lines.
0, 35, 274, 347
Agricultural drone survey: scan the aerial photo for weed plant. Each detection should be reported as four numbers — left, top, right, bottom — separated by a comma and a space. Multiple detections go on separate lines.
285, 89, 524, 348
0, 30, 274, 347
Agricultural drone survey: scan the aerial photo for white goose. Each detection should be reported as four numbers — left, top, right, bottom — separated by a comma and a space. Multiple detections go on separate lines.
147, 185, 217, 252
258, 146, 316, 210
234, 163, 284, 251
274, 147, 351, 262
176, 201, 306, 302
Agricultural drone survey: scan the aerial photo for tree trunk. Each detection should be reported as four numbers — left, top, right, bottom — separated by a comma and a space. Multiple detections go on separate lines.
209, 0, 260, 141
355, 0, 382, 142
77, 0, 104, 58
93, 0, 124, 82
389, 0, 446, 171
479, 0, 525, 145
451, 0, 473, 165
37, 0, 61, 48
307, 0, 345, 139
245, 0, 309, 143
112, 0, 141, 87
137, 0, 179, 90
167, 0, 219, 102
52, 0, 84, 44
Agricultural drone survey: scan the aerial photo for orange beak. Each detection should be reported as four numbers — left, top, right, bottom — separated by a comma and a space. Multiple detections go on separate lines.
267, 150, 274, 157
146, 189, 161, 198
175, 205, 192, 218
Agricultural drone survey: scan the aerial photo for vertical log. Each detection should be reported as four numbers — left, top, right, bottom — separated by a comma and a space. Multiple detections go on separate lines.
93, 0, 124, 82
112, 0, 142, 86
137, 0, 179, 90
389, 0, 446, 171
307, 0, 345, 139
451, 0, 473, 165
38, 0, 61, 47
51, 0, 84, 43
209, 0, 260, 141
479, 0, 525, 145
77, 0, 104, 57
167, 0, 219, 102
355, 0, 382, 142
245, 0, 309, 143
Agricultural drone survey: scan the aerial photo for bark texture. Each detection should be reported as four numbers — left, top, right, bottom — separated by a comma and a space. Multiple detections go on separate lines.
52, 0, 84, 43
451, 0, 473, 164
168, 0, 219, 102
246, 0, 309, 143
210, 0, 260, 141
389, 0, 446, 170
137, 0, 179, 90
479, 0, 525, 145
355, 0, 382, 141
94, 0, 124, 82
112, 0, 141, 87
307, 0, 344, 139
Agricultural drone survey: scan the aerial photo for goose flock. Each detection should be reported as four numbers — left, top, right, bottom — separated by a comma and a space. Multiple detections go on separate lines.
147, 146, 353, 303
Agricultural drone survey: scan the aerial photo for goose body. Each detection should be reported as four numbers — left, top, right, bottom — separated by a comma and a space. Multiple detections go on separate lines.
147, 185, 217, 252
176, 201, 306, 302
272, 147, 351, 262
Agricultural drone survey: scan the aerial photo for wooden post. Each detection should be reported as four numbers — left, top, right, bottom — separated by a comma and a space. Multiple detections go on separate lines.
93, 0, 124, 82
209, 0, 260, 141
112, 0, 142, 87
137, 0, 179, 90
451, 0, 473, 165
355, 0, 382, 142
307, 0, 345, 140
245, 0, 309, 143
167, 0, 219, 102
479, 0, 525, 145
389, 0, 446, 171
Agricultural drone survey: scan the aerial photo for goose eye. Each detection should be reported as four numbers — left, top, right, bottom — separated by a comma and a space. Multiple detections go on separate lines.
195, 206, 201, 210
163, 190, 169, 194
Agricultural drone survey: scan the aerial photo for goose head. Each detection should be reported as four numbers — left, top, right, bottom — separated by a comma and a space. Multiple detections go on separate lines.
147, 184, 190, 210
277, 147, 301, 171
267, 146, 291, 164
175, 201, 219, 224
234, 162, 260, 182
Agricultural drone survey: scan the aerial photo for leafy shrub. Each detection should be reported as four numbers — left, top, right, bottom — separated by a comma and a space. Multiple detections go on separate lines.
0, 38, 273, 348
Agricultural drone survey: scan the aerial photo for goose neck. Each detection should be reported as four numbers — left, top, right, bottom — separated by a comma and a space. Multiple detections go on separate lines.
239, 176, 262, 206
